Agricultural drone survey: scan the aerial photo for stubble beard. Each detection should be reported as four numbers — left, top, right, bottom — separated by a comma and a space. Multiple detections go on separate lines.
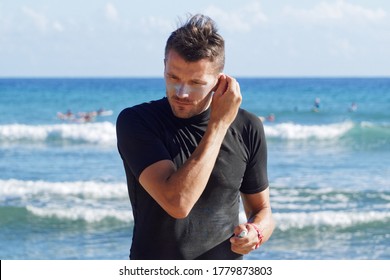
168, 92, 213, 119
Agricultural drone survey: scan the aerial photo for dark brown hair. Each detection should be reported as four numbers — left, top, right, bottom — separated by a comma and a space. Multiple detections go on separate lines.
165, 14, 225, 72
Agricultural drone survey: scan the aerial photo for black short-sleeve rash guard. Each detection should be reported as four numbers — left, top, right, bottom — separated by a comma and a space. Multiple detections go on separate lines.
117, 97, 268, 259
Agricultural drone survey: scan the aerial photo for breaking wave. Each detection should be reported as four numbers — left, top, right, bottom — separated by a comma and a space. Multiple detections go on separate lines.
1, 120, 388, 147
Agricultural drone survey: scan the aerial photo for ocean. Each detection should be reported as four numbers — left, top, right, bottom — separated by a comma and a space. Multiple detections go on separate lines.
0, 77, 389, 260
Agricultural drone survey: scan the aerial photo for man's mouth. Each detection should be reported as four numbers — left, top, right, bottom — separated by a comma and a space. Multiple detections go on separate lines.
172, 98, 192, 106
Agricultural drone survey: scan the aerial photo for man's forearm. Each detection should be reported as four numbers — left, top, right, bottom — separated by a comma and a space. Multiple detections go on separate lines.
241, 189, 275, 246
161, 121, 229, 218
248, 207, 275, 244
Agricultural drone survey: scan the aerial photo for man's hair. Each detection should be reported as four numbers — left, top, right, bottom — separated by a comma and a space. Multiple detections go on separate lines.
165, 14, 225, 72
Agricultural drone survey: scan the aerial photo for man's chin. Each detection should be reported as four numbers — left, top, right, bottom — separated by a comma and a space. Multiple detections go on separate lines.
171, 108, 192, 119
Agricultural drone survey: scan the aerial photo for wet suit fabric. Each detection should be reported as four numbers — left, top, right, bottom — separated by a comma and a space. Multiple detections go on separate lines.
117, 97, 268, 260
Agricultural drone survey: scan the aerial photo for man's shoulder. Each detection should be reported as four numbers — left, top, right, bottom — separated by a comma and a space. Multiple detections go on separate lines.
117, 98, 168, 122
235, 108, 263, 126
124, 97, 167, 113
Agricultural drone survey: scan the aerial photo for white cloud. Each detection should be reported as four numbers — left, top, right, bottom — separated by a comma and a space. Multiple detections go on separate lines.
283, 0, 387, 23
53, 21, 65, 32
204, 1, 268, 32
140, 16, 173, 33
330, 38, 356, 58
105, 3, 119, 22
22, 6, 49, 31
21, 6, 65, 33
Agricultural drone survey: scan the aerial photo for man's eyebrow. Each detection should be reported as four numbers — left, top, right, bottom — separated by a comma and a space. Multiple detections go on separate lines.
166, 72, 208, 85
165, 72, 177, 78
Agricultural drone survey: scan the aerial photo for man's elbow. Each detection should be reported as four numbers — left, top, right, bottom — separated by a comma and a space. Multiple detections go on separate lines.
168, 209, 191, 219
163, 197, 193, 219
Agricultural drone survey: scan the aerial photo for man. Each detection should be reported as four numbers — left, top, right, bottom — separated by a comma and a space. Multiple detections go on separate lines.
116, 14, 274, 260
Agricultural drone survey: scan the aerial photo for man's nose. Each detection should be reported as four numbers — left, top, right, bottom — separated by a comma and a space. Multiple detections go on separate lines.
175, 84, 190, 98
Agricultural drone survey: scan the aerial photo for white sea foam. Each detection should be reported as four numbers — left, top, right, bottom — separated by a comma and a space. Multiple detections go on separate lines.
26, 205, 133, 223
274, 211, 390, 231
0, 179, 127, 199
0, 179, 132, 222
0, 122, 116, 145
2, 179, 389, 226
23, 205, 390, 226
271, 170, 390, 191
0, 121, 353, 146
264, 121, 354, 140
0, 120, 385, 146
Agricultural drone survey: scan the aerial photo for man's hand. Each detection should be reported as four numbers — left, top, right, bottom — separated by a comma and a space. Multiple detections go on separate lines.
230, 223, 261, 255
230, 190, 275, 255
210, 74, 242, 128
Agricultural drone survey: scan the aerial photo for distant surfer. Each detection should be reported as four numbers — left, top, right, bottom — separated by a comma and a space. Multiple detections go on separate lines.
57, 108, 112, 123
312, 97, 320, 112
258, 113, 275, 122
96, 108, 113, 116
57, 109, 75, 121
348, 102, 358, 112
76, 112, 96, 123
266, 113, 275, 122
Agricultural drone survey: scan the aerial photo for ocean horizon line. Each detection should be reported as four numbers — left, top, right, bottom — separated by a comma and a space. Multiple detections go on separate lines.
1, 75, 390, 80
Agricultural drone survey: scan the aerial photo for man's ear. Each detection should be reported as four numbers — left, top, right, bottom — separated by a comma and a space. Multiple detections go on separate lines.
211, 73, 224, 92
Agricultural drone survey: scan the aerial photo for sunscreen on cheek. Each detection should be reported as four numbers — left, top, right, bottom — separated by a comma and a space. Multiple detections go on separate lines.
169, 83, 204, 98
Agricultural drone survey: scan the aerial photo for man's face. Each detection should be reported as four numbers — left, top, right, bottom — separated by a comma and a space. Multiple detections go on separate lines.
164, 50, 219, 119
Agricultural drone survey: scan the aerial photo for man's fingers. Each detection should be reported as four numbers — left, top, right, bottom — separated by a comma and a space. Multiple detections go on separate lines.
213, 74, 227, 96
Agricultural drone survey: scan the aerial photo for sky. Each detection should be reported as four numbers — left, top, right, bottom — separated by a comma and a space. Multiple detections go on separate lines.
1, 0, 390, 77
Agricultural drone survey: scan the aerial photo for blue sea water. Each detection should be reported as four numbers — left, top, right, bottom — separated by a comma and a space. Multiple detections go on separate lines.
0, 77, 389, 260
